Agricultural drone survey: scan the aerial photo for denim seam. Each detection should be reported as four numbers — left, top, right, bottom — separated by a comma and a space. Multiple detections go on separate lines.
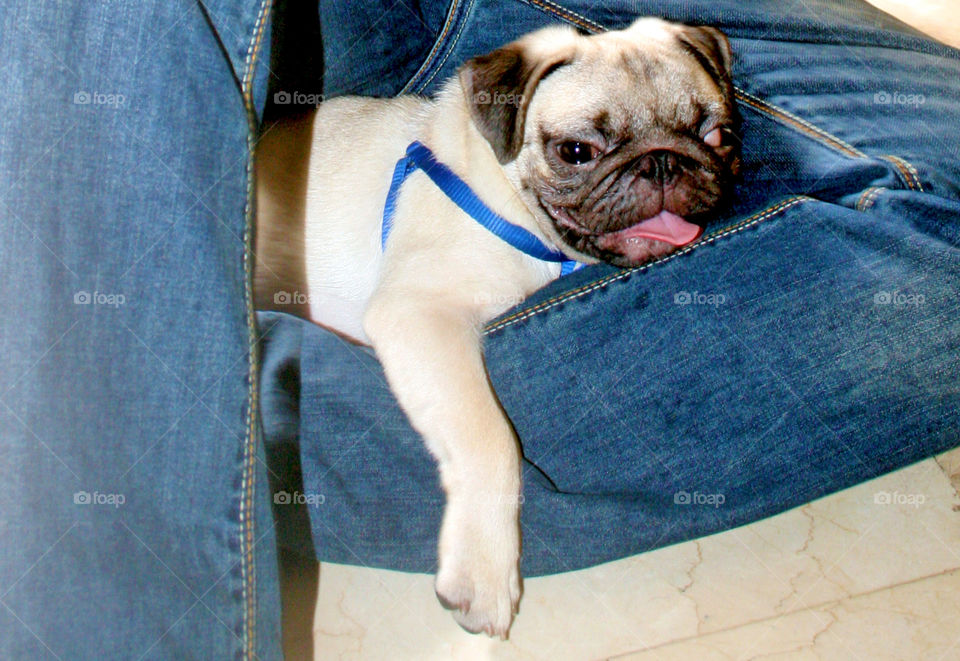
399, 0, 464, 94
901, 157, 924, 191
516, 0, 607, 33
484, 195, 811, 334
734, 94, 930, 193
856, 186, 885, 211
734, 89, 867, 159
736, 94, 929, 195
881, 154, 924, 192
414, 0, 477, 93
241, 0, 271, 658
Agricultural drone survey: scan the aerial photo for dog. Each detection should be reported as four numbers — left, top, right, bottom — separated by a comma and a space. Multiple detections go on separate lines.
255, 17, 740, 638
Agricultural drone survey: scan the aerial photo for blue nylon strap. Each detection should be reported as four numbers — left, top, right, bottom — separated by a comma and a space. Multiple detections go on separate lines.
381, 141, 583, 274
381, 151, 417, 250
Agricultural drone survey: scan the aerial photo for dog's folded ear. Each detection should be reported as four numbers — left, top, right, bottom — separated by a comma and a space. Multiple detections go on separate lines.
459, 37, 574, 164
675, 25, 734, 99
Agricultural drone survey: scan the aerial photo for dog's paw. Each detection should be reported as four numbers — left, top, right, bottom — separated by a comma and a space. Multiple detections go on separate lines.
434, 501, 522, 639
435, 550, 521, 639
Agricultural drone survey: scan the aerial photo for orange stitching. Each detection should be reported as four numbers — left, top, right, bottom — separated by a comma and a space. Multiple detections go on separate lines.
903, 158, 924, 192
523, 0, 606, 32
856, 186, 884, 211
882, 154, 925, 192
882, 155, 915, 190
240, 0, 271, 658
400, 0, 462, 94
484, 196, 811, 334
416, 0, 476, 92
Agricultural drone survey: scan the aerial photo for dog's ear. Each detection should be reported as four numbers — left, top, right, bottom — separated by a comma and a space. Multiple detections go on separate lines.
675, 25, 734, 99
459, 41, 573, 164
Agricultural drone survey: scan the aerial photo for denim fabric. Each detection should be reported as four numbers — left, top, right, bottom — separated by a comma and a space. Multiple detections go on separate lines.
317, 0, 450, 98
260, 0, 960, 577
0, 1, 281, 659
3, 0, 959, 657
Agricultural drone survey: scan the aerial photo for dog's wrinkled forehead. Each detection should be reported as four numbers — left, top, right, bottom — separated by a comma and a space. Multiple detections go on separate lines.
532, 22, 731, 136
533, 48, 716, 138
459, 18, 734, 163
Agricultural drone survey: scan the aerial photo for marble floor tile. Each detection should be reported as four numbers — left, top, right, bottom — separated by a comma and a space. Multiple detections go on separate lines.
935, 448, 960, 498
613, 567, 960, 661
303, 458, 960, 660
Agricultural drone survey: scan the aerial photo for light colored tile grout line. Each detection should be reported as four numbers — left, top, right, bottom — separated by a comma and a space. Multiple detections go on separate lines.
933, 450, 960, 500
308, 456, 960, 657
605, 565, 960, 660
306, 529, 450, 646
706, 465, 955, 651
730, 521, 880, 661
725, 452, 960, 658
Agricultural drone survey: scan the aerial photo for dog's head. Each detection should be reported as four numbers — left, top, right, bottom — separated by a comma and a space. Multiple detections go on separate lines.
460, 18, 740, 267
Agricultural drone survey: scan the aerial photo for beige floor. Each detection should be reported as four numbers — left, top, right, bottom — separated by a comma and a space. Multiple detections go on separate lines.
282, 3, 960, 659
286, 451, 960, 660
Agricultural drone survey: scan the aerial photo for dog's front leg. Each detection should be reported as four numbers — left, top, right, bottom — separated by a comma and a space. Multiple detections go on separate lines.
364, 293, 522, 638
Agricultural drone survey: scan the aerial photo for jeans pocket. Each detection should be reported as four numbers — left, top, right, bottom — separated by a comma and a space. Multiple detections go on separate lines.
400, 0, 473, 95
405, 0, 598, 97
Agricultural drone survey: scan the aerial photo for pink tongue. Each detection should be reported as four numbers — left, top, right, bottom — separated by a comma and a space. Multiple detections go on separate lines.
621, 211, 702, 246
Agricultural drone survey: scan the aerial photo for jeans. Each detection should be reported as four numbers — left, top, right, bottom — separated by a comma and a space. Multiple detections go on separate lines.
262, 0, 960, 576
2, 1, 958, 659
1, 1, 280, 659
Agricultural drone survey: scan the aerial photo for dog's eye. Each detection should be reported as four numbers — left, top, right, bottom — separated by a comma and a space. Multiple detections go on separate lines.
557, 141, 600, 165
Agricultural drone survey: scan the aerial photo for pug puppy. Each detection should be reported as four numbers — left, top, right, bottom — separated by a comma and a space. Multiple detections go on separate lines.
255, 17, 740, 638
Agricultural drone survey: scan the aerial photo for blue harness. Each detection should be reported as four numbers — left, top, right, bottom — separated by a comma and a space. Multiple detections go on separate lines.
381, 141, 583, 276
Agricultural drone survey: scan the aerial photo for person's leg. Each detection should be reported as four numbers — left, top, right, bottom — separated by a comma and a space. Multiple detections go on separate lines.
261, 0, 960, 575
0, 2, 281, 658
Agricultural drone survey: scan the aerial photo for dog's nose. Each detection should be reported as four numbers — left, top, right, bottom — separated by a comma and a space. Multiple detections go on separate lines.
635, 150, 680, 183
